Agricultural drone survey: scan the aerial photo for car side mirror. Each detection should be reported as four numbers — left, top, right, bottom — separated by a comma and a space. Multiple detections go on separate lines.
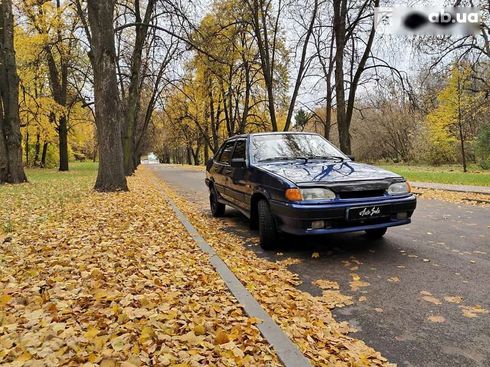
347, 155, 355, 161
230, 158, 246, 168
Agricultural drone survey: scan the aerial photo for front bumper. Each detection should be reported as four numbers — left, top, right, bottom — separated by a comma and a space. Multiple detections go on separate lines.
269, 195, 417, 235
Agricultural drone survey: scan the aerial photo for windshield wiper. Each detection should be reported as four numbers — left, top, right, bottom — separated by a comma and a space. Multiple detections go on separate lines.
258, 156, 308, 163
307, 155, 346, 161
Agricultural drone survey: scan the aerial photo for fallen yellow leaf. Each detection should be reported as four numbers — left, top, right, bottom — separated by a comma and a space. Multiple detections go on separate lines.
215, 330, 230, 345
100, 359, 117, 367
194, 324, 206, 336
460, 305, 489, 318
84, 325, 99, 339
444, 296, 463, 304
422, 296, 442, 305
427, 315, 446, 323
0, 294, 12, 308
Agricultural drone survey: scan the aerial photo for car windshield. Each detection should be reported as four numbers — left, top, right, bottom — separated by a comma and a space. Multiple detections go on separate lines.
251, 134, 347, 163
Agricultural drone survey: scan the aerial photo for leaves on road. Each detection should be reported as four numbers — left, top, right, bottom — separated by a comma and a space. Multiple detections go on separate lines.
414, 188, 490, 207
422, 296, 443, 305
427, 315, 446, 323
350, 274, 370, 292
459, 305, 489, 318
152, 170, 394, 366
313, 280, 340, 290
444, 296, 464, 304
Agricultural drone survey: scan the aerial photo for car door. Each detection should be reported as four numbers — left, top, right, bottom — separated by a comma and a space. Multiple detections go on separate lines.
228, 139, 249, 210
213, 140, 235, 202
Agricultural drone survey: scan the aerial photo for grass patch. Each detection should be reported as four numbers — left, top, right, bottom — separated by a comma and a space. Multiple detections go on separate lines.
24, 161, 98, 182
0, 162, 98, 234
379, 164, 490, 186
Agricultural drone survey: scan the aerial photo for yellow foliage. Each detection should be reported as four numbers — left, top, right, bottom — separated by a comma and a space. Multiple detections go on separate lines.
14, 0, 95, 163
425, 64, 482, 163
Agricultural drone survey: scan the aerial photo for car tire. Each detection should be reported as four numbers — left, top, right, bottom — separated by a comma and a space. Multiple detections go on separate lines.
257, 200, 278, 250
210, 186, 225, 217
365, 228, 387, 239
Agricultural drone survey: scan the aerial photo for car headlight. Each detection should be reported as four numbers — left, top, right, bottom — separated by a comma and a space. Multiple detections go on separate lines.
300, 188, 336, 201
387, 182, 411, 195
285, 188, 336, 201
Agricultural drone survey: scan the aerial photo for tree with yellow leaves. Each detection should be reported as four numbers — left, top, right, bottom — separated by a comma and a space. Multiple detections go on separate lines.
14, 0, 95, 169
427, 63, 485, 171
17, 0, 91, 171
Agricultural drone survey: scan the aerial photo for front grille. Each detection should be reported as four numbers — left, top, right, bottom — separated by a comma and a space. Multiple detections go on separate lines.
338, 190, 385, 199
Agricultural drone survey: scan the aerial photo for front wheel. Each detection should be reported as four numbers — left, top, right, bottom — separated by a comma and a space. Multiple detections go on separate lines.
365, 227, 387, 239
257, 200, 279, 250
210, 186, 225, 217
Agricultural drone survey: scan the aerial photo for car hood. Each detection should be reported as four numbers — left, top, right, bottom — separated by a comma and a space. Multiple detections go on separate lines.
257, 161, 401, 185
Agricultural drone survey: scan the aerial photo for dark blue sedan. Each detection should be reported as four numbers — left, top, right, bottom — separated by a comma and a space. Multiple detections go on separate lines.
205, 132, 417, 249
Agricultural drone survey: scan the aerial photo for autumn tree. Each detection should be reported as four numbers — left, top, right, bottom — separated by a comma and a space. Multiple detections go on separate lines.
17, 0, 80, 171
15, 2, 93, 169
0, 0, 28, 184
114, 0, 183, 176
76, 0, 128, 191
15, 25, 54, 167
118, 0, 157, 176
282, 0, 320, 131
332, 0, 380, 154
427, 64, 486, 171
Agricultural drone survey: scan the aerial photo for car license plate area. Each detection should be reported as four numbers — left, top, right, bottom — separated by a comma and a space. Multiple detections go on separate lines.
347, 205, 390, 221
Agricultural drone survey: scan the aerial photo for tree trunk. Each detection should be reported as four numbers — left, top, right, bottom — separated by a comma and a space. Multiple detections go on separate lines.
240, 60, 251, 134
333, 0, 349, 154
34, 132, 40, 166
204, 138, 209, 163
132, 151, 140, 172
0, 0, 28, 184
44, 0, 70, 172
41, 142, 48, 168
58, 115, 69, 171
25, 128, 29, 166
122, 0, 156, 176
333, 0, 379, 154
87, 0, 127, 191
284, 0, 319, 131
186, 147, 192, 165
457, 76, 467, 173
248, 0, 278, 131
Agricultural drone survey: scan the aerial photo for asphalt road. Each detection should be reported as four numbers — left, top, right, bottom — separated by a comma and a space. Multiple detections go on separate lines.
150, 164, 490, 367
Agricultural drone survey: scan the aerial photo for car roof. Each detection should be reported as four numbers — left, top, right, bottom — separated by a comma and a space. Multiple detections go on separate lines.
225, 131, 320, 141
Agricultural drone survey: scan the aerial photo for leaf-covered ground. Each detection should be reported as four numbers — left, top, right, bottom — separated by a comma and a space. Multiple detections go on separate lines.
413, 188, 490, 207
0, 166, 280, 366
147, 169, 393, 367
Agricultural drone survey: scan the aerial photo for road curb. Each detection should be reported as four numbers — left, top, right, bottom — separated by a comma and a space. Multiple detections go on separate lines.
160, 192, 312, 367
412, 182, 490, 195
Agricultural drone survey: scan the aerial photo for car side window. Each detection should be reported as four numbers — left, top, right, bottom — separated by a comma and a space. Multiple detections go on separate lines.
218, 141, 235, 164
232, 140, 246, 160
214, 145, 225, 161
